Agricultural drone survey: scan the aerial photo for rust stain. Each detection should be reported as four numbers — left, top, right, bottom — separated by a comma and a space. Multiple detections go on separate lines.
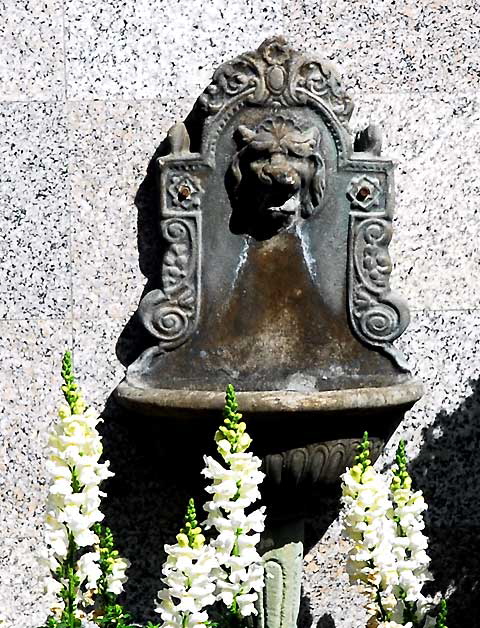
210, 231, 361, 375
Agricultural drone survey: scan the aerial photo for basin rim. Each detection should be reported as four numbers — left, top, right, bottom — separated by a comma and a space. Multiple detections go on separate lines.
114, 380, 423, 417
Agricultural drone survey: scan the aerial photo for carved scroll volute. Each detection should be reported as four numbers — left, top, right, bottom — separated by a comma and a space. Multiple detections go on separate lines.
347, 172, 410, 369
137, 123, 207, 353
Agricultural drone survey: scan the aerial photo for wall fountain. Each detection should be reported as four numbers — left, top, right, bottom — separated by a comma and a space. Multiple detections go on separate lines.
115, 36, 422, 628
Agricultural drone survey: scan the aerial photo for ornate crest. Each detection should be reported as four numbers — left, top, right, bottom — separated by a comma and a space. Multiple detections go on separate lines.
198, 36, 354, 124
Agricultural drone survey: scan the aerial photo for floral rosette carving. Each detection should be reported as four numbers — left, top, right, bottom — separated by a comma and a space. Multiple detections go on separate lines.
261, 38, 291, 66
167, 174, 203, 212
347, 175, 382, 211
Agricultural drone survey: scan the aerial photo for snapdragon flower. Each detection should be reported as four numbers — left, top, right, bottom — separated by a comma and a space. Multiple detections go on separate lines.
41, 351, 130, 628
93, 522, 131, 599
201, 385, 265, 618
341, 432, 399, 624
342, 434, 448, 628
389, 441, 433, 625
155, 498, 218, 628
43, 354, 113, 616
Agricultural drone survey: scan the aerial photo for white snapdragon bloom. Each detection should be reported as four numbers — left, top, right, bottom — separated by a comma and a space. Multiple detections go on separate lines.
106, 555, 131, 595
341, 434, 399, 625
77, 551, 103, 590
343, 437, 447, 628
342, 464, 398, 589
44, 400, 113, 586
41, 353, 131, 626
390, 441, 433, 622
155, 499, 218, 628
202, 385, 265, 618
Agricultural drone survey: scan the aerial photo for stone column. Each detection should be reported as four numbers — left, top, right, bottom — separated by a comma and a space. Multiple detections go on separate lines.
255, 519, 304, 628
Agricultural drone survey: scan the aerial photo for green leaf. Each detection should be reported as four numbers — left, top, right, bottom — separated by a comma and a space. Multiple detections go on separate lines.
435, 598, 448, 628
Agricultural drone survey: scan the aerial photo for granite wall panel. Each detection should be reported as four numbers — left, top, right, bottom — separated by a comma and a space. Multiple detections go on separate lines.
0, 0, 64, 101
1, 1, 478, 626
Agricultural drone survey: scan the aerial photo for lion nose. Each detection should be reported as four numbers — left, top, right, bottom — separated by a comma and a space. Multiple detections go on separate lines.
266, 157, 300, 188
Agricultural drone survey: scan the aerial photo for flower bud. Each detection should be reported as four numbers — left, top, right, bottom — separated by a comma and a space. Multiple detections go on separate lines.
176, 533, 189, 547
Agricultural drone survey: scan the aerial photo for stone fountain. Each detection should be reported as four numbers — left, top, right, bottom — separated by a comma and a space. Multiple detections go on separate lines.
115, 36, 422, 628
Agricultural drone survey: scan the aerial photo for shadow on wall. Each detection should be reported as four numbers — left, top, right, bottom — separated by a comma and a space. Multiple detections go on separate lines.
115, 138, 170, 370
98, 391, 346, 625
294, 378, 480, 627
98, 396, 208, 624
408, 376, 480, 628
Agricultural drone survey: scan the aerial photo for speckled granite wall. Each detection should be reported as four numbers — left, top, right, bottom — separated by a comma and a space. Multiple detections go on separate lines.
1, 1, 479, 627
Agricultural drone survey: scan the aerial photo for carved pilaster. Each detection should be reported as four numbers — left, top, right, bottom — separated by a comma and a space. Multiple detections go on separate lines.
138, 153, 205, 352
255, 542, 303, 628
347, 175, 410, 369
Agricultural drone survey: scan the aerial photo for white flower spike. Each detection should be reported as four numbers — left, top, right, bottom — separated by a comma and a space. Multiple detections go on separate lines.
155, 498, 218, 628
41, 351, 130, 627
202, 384, 265, 619
341, 432, 398, 625
389, 440, 434, 625
341, 433, 448, 628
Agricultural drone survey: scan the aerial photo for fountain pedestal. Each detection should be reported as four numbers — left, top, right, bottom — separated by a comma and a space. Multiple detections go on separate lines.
115, 36, 422, 628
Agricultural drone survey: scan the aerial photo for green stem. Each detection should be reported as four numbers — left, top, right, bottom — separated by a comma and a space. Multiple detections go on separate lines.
68, 535, 77, 625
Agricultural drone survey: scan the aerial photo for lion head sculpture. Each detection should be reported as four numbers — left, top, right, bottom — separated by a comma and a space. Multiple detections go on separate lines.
228, 115, 326, 240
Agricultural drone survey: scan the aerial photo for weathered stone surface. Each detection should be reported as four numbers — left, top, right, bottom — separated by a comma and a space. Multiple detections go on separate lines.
0, 0, 64, 101
116, 38, 418, 417
116, 381, 423, 416
64, 0, 283, 100
0, 104, 70, 319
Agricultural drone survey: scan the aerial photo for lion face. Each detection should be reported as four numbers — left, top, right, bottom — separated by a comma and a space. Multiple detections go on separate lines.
229, 116, 325, 240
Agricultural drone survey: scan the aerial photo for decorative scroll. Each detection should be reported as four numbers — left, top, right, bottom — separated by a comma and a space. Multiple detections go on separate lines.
138, 166, 203, 352
294, 59, 354, 122
347, 175, 410, 367
264, 438, 383, 487
197, 36, 353, 125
